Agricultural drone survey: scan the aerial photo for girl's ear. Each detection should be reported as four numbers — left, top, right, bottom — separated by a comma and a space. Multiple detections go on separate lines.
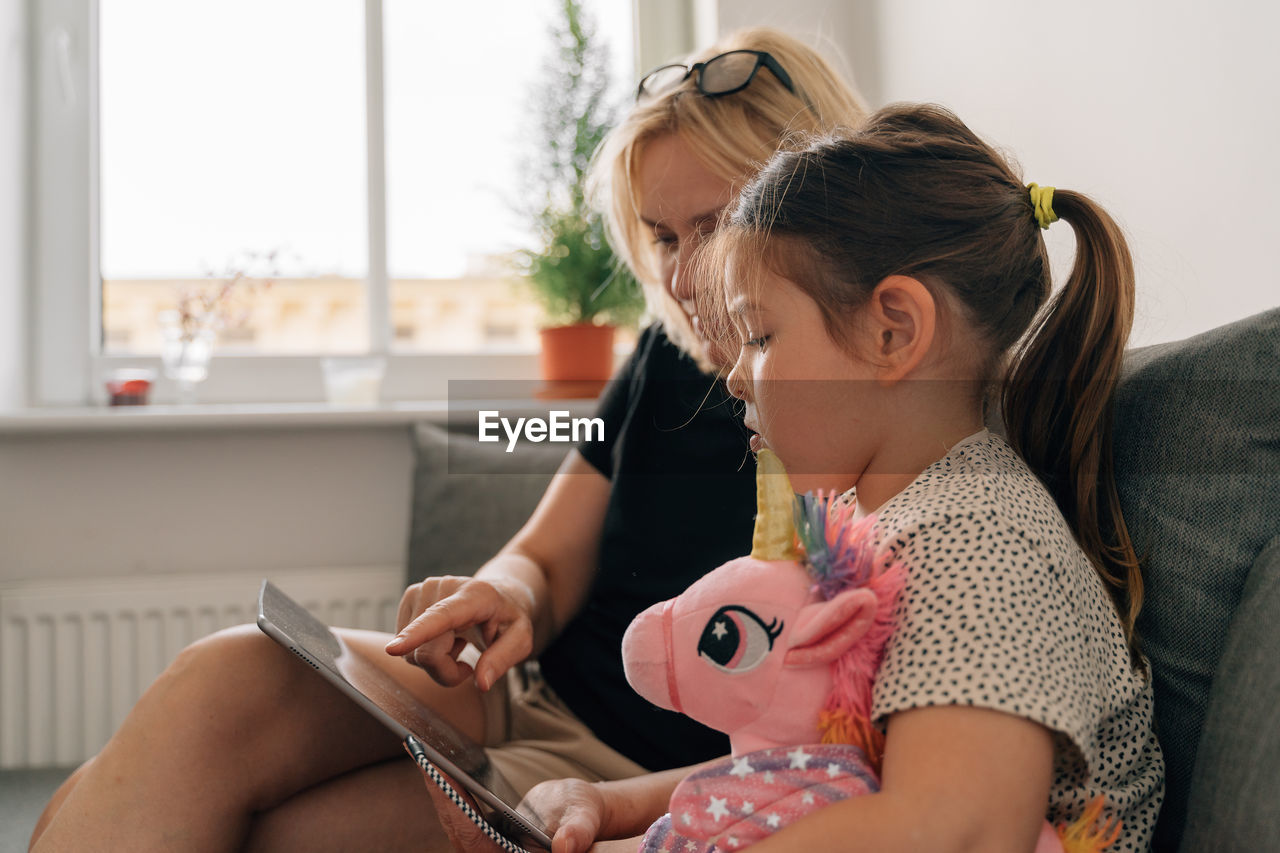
866, 275, 936, 383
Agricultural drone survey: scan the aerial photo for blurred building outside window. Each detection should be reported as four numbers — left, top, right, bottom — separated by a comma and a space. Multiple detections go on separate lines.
99, 0, 636, 359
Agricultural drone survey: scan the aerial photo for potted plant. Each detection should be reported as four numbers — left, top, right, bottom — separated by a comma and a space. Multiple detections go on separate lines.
518, 0, 644, 395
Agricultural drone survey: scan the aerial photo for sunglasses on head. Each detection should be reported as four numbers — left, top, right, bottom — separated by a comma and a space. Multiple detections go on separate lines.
636, 49, 796, 101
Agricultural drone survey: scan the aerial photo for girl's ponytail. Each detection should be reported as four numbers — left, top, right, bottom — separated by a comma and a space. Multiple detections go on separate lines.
1001, 190, 1143, 656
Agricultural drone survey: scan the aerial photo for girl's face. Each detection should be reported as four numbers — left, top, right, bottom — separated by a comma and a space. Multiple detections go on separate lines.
636, 133, 737, 342
724, 262, 880, 496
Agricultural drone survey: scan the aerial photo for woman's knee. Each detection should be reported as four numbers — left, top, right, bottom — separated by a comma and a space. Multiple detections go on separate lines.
171, 622, 275, 669
149, 624, 306, 725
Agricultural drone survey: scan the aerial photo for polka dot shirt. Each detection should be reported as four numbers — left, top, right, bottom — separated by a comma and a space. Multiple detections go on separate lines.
866, 430, 1164, 850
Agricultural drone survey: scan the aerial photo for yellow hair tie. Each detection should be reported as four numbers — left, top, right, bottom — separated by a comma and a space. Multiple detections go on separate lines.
1027, 182, 1058, 230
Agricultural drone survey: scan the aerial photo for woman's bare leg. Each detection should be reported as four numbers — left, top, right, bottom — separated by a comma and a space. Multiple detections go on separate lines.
30, 625, 488, 852
242, 757, 446, 852
29, 760, 93, 847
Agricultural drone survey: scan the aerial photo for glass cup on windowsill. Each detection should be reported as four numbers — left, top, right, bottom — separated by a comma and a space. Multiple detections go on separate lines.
159, 311, 216, 404
321, 357, 386, 405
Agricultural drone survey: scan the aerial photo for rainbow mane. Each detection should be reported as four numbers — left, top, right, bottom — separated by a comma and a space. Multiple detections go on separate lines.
792, 491, 907, 772
793, 493, 879, 599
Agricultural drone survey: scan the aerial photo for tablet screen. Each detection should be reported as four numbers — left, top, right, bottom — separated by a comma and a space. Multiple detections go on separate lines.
256, 580, 551, 848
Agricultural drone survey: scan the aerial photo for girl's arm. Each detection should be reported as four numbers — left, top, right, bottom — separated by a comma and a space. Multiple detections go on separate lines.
386, 450, 611, 689
750, 705, 1054, 853
537, 706, 1048, 853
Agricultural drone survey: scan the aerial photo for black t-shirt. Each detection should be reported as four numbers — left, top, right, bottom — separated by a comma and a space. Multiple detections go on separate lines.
538, 323, 757, 771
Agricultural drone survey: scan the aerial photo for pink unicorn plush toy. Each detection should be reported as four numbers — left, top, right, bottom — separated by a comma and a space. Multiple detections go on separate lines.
621, 450, 1116, 853
621, 449, 904, 852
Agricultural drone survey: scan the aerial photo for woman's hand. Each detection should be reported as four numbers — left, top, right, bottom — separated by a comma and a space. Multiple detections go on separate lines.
385, 574, 536, 692
385, 452, 612, 692
520, 778, 609, 853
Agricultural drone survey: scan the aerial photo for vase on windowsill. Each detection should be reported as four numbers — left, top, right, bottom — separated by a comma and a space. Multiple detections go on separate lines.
159, 310, 216, 404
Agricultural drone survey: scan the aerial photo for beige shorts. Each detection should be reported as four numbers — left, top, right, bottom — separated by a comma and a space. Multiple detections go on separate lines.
479, 661, 648, 797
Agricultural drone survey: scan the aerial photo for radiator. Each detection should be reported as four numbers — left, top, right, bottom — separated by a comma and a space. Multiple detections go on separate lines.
0, 567, 404, 769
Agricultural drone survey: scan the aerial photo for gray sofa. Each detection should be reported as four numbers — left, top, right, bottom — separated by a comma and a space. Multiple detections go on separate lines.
1114, 308, 1280, 850
407, 308, 1279, 852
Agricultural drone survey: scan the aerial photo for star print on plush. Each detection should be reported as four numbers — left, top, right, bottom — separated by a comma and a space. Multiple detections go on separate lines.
650, 744, 880, 852
712, 621, 728, 640
706, 796, 731, 822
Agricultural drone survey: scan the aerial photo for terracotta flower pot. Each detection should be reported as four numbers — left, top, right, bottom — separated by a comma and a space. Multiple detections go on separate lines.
538, 323, 616, 398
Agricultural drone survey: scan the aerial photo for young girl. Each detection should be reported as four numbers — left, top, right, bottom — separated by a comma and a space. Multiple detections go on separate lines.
519, 104, 1163, 852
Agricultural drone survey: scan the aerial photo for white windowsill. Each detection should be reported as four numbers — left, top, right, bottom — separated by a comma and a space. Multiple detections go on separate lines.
0, 398, 600, 435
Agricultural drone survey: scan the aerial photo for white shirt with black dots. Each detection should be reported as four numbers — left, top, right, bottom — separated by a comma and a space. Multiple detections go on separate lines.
865, 430, 1163, 851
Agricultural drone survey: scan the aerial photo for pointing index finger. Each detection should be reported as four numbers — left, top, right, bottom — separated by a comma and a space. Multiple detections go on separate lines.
384, 596, 478, 656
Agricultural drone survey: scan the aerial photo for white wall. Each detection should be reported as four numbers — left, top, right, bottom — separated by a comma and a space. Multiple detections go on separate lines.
716, 0, 1278, 346
714, 0, 884, 108
0, 425, 413, 583
0, 0, 28, 407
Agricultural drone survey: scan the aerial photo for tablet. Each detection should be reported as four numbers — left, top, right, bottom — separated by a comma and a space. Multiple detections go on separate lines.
255, 580, 552, 849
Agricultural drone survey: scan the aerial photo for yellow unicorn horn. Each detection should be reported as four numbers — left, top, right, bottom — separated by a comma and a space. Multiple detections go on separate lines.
750, 448, 799, 561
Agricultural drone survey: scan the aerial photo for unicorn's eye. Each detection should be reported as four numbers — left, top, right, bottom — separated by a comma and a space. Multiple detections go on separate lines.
697, 605, 783, 674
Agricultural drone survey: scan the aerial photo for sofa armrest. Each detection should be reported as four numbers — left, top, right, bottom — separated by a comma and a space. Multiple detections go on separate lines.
1179, 535, 1280, 850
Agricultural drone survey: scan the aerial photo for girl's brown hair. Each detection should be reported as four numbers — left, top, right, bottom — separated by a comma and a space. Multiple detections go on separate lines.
705, 103, 1143, 655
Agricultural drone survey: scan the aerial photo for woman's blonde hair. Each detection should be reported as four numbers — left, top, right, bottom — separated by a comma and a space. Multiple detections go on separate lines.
586, 27, 868, 363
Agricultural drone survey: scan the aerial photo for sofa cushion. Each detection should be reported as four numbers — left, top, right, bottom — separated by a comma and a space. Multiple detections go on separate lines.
1112, 307, 1280, 850
1179, 535, 1280, 850
406, 420, 568, 583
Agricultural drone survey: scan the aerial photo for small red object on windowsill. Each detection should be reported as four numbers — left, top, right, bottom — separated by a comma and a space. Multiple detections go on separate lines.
105, 368, 157, 406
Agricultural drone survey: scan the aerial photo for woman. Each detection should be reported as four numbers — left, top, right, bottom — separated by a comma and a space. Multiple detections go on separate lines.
31, 27, 867, 852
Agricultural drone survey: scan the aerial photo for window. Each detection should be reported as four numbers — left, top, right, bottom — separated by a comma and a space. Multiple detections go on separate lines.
100, 0, 369, 356
35, 0, 636, 404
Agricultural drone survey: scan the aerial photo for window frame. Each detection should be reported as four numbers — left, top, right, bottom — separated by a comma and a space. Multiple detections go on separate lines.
32, 0, 595, 406
31, 0, 698, 406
